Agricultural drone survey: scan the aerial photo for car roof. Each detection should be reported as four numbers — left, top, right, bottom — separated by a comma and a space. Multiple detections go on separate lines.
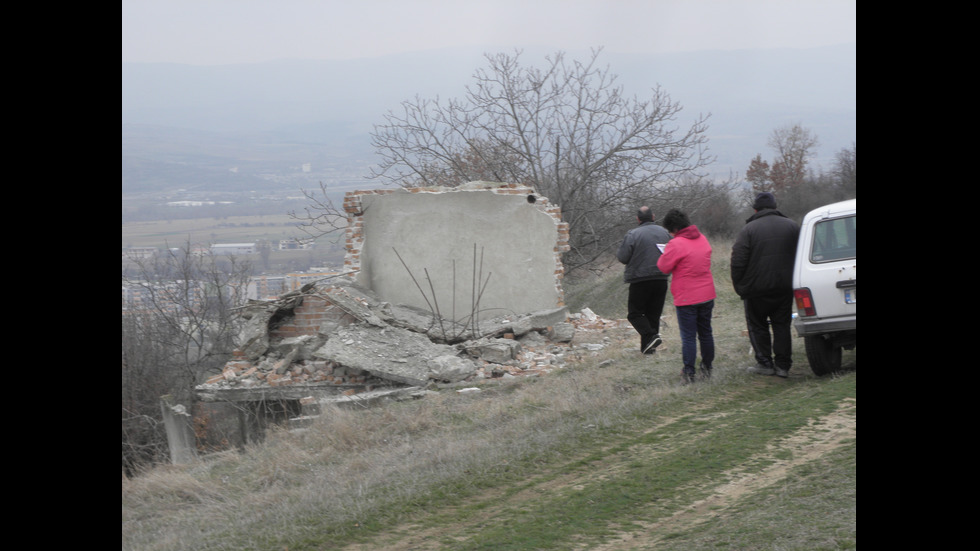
802, 199, 856, 223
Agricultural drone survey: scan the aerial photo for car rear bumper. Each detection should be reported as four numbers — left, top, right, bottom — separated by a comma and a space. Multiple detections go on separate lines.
793, 315, 856, 337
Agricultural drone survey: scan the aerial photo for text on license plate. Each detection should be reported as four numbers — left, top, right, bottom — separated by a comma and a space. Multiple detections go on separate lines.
844, 288, 856, 304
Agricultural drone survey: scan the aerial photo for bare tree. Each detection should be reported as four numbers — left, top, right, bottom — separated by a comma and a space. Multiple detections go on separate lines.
741, 135, 855, 222
833, 142, 856, 199
745, 154, 772, 193
121, 241, 252, 475
289, 182, 349, 244
767, 123, 820, 191
292, 48, 718, 274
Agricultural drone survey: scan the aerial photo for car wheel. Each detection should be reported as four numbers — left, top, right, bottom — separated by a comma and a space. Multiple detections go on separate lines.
804, 335, 842, 376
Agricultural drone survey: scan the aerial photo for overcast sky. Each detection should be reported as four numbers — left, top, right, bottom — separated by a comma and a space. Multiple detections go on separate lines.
121, 0, 856, 65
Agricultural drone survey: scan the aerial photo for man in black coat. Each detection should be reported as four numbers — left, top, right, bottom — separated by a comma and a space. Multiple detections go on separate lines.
731, 192, 800, 377
617, 206, 671, 354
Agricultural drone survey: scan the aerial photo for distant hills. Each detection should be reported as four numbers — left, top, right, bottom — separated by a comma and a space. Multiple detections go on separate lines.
122, 44, 855, 196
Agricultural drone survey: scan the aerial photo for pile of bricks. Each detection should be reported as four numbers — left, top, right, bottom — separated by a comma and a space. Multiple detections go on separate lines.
204, 356, 382, 389
569, 308, 632, 333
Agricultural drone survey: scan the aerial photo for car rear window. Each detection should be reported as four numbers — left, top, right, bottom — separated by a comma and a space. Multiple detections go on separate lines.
810, 214, 856, 262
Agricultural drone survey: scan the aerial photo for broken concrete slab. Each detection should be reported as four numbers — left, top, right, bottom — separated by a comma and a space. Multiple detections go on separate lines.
196, 383, 365, 403
517, 330, 547, 348
319, 284, 386, 328
322, 280, 571, 345
236, 303, 277, 360
270, 334, 325, 361
313, 323, 479, 386
204, 282, 577, 405
474, 306, 570, 339
463, 338, 522, 364
547, 322, 576, 343
429, 355, 478, 383
300, 386, 426, 414
236, 291, 318, 360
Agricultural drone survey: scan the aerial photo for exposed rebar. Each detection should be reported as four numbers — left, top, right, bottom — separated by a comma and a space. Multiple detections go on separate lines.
392, 245, 493, 342
423, 268, 448, 340
392, 248, 438, 327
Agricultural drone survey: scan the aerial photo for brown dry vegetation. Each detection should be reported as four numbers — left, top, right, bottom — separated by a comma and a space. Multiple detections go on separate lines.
122, 238, 856, 550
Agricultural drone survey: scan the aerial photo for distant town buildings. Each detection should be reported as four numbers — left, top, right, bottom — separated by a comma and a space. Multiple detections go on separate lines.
247, 274, 288, 301
245, 268, 341, 300
123, 241, 341, 306
210, 243, 256, 256
123, 268, 344, 310
277, 238, 314, 250
124, 246, 158, 259
165, 200, 235, 207
122, 279, 208, 314
285, 268, 340, 291
124, 239, 313, 259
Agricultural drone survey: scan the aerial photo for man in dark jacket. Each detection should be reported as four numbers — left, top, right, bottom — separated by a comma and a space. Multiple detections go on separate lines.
731, 192, 800, 377
617, 206, 671, 354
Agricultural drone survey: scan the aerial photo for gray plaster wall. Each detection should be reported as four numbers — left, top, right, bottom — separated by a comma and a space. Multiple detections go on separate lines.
355, 189, 561, 317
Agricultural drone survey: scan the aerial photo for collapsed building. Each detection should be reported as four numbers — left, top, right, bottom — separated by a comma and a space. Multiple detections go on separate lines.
173, 182, 606, 456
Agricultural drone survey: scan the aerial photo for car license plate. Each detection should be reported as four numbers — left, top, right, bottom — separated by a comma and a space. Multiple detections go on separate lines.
844, 288, 856, 304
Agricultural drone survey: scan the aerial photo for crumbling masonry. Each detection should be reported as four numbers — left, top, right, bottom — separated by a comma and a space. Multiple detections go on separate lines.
187, 182, 578, 450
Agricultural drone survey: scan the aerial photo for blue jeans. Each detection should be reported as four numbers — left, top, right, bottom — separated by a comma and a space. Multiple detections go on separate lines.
675, 300, 715, 374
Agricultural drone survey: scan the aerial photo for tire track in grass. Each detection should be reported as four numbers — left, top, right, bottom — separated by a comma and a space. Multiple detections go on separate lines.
586, 397, 856, 550
338, 379, 854, 551
338, 385, 781, 550
337, 396, 727, 550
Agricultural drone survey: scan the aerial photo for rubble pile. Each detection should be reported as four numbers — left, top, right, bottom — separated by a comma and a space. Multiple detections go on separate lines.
569, 307, 632, 333
197, 279, 632, 399
205, 356, 382, 389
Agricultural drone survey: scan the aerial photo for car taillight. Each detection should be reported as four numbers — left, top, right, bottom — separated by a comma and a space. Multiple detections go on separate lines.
794, 288, 816, 317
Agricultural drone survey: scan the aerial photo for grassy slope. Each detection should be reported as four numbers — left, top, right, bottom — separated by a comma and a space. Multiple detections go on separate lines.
122, 238, 856, 551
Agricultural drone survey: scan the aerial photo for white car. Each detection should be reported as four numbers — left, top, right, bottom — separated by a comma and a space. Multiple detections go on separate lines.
792, 199, 856, 375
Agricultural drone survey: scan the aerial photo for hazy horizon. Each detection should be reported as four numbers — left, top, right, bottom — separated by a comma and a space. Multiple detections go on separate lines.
122, 2, 855, 192
121, 0, 856, 65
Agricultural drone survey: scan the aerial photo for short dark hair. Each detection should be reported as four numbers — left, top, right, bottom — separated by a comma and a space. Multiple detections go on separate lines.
662, 208, 690, 233
636, 206, 654, 222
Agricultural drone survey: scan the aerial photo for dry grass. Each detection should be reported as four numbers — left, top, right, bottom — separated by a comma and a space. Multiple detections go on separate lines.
121, 346, 689, 550
122, 236, 855, 550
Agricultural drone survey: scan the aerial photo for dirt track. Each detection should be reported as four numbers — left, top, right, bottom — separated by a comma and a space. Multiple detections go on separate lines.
340, 390, 856, 550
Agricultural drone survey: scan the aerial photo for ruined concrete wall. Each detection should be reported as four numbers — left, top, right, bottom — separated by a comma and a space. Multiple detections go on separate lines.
343, 182, 570, 317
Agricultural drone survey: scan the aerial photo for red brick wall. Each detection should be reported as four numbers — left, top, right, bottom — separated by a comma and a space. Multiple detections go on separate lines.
268, 293, 357, 340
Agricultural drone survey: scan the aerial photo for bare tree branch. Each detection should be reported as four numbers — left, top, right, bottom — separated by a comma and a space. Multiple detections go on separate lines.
362, 48, 719, 274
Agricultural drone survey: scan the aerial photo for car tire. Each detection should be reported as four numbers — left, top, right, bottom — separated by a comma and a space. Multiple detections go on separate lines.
804, 334, 842, 376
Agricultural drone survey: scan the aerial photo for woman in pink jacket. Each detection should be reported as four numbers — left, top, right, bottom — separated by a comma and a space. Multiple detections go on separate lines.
656, 209, 716, 384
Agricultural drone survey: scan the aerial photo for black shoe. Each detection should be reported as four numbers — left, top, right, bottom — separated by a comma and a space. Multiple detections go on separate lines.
642, 335, 662, 354
698, 363, 712, 380
746, 363, 776, 376
681, 370, 697, 384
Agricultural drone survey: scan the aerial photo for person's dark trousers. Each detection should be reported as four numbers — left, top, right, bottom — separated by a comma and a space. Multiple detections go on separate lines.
675, 299, 715, 374
626, 279, 668, 350
743, 292, 794, 370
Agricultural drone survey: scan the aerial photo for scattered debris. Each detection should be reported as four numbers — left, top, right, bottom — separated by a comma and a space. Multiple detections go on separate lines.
183, 278, 639, 454
197, 279, 633, 403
